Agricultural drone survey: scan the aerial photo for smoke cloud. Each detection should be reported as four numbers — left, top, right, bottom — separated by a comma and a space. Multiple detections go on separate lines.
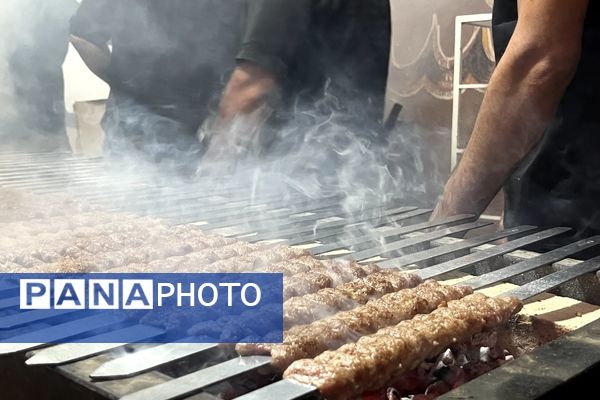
0, 0, 77, 151
1, 1, 440, 258
0, 1, 20, 138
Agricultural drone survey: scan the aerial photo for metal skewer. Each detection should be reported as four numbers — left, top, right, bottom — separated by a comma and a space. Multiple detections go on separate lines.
288, 208, 431, 247
415, 228, 571, 280
378, 225, 537, 268
0, 314, 124, 355
246, 206, 417, 243
312, 214, 475, 256
0, 309, 79, 330
90, 342, 219, 380
25, 325, 165, 366
119, 356, 272, 400
466, 236, 600, 290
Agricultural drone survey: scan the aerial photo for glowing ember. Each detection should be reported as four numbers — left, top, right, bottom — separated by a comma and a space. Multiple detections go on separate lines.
362, 342, 515, 400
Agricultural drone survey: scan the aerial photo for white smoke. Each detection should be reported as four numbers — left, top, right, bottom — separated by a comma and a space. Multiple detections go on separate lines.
0, 1, 21, 136
0, 1, 441, 256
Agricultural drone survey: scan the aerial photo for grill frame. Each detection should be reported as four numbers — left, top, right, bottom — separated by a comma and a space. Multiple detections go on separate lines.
2, 152, 600, 400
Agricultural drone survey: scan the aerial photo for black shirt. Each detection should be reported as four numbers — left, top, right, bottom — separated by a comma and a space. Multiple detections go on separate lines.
70, 0, 245, 132
238, 0, 391, 122
493, 1, 600, 241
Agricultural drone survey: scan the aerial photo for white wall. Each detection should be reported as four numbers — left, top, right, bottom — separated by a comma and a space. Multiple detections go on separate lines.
61, 0, 109, 112
62, 43, 109, 112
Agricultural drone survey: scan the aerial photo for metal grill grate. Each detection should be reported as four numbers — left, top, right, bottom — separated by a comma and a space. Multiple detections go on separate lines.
1, 152, 600, 400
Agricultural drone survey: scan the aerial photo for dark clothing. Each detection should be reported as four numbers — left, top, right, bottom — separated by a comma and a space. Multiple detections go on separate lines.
70, 0, 245, 158
493, 1, 600, 245
236, 0, 392, 162
238, 0, 391, 125
4, 0, 77, 150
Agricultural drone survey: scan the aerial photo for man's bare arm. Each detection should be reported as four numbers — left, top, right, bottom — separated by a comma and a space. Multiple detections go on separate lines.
433, 0, 588, 219
69, 34, 111, 83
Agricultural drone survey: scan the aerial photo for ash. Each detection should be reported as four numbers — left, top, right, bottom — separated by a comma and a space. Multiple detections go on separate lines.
369, 332, 515, 400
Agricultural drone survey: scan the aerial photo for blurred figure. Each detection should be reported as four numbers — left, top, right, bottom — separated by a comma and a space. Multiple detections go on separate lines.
204, 0, 392, 167
1, 0, 78, 151
70, 0, 245, 172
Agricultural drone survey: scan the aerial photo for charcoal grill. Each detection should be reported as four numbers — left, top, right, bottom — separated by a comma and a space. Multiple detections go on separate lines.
1, 152, 600, 400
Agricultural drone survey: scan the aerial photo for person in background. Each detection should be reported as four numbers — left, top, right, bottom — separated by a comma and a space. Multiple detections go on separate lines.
433, 0, 598, 247
204, 0, 392, 169
2, 0, 78, 151
69, 0, 245, 173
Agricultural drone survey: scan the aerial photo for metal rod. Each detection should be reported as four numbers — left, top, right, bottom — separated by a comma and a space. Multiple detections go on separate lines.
0, 314, 124, 355
97, 188, 296, 217
288, 208, 432, 247
103, 181, 295, 206
0, 157, 100, 168
503, 255, 600, 301
0, 156, 100, 168
73, 183, 257, 206
245, 206, 417, 243
338, 217, 484, 261
0, 151, 95, 160
6, 176, 243, 195
0, 166, 104, 181
466, 236, 600, 290
149, 193, 311, 225
173, 197, 341, 229
416, 228, 571, 280
202, 200, 343, 230
378, 225, 537, 268
350, 221, 493, 263
3, 176, 118, 191
120, 356, 272, 400
0, 309, 78, 330
206, 203, 367, 237
0, 160, 102, 173
33, 181, 153, 197
25, 325, 165, 366
235, 379, 317, 400
90, 342, 219, 380
312, 214, 474, 256
143, 191, 313, 217
218, 201, 416, 236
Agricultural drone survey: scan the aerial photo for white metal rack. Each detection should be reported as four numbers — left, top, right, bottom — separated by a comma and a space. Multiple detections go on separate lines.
451, 13, 501, 222
451, 13, 493, 171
